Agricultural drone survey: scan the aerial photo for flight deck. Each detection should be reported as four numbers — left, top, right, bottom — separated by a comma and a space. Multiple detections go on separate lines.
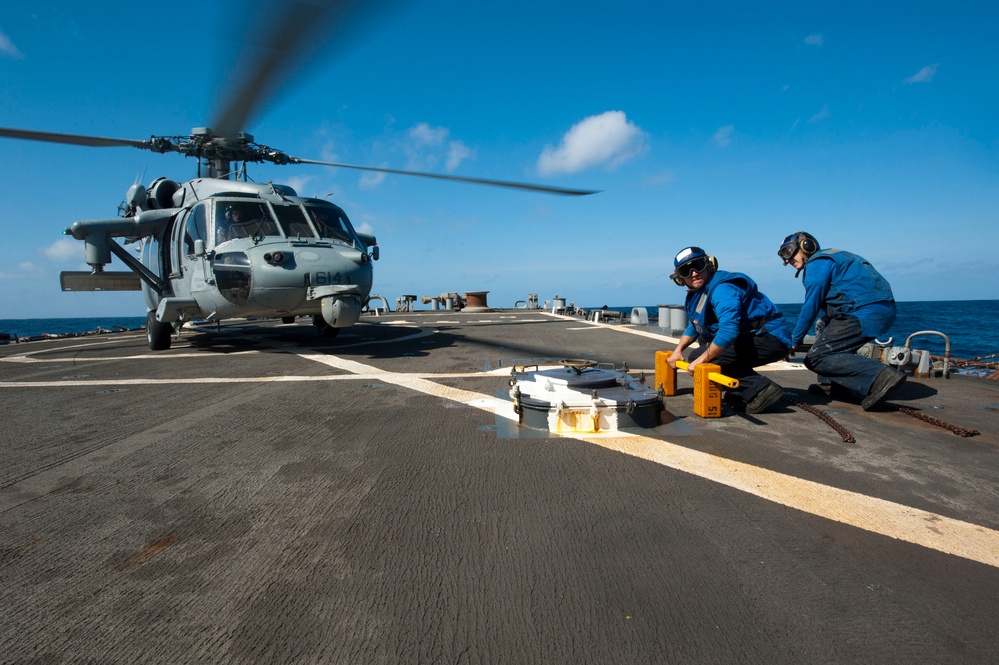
2, 310, 998, 663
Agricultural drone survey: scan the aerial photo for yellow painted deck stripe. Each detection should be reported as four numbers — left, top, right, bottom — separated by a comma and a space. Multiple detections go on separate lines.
3, 340, 996, 569
304, 353, 999, 570
591, 434, 999, 568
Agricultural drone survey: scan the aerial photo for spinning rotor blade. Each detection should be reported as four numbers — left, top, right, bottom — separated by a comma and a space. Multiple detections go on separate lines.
289, 157, 600, 196
0, 127, 150, 150
212, 0, 394, 139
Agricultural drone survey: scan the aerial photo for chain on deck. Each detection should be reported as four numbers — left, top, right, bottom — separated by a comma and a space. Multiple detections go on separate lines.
783, 395, 856, 443
888, 404, 981, 437
782, 393, 981, 442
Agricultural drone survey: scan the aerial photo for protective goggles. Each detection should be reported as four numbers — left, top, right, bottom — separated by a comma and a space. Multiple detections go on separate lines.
675, 256, 710, 278
777, 234, 800, 263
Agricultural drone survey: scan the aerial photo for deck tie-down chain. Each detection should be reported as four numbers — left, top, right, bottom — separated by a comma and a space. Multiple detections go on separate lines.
887, 404, 981, 437
782, 394, 856, 443
782, 394, 981, 441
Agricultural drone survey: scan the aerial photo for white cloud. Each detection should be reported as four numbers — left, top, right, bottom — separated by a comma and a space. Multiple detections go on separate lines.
446, 141, 473, 172
712, 125, 735, 147
804, 33, 824, 47
319, 139, 339, 163
0, 30, 24, 59
537, 111, 648, 176
18, 261, 40, 275
809, 105, 830, 123
358, 170, 387, 190
904, 63, 939, 84
408, 122, 448, 147
283, 175, 315, 197
403, 122, 472, 173
642, 171, 676, 188
43, 238, 80, 261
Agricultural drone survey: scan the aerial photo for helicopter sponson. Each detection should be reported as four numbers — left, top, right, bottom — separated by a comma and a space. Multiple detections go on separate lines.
62, 177, 378, 350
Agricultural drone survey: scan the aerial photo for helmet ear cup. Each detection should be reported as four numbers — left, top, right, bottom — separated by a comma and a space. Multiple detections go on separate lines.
792, 232, 819, 256
707, 255, 718, 271
671, 273, 686, 287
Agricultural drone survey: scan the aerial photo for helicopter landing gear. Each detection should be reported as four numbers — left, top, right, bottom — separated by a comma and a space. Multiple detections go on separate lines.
312, 314, 340, 338
281, 316, 296, 324
146, 311, 173, 350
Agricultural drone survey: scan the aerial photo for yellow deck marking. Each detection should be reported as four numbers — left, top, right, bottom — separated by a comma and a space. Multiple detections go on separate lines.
0, 369, 505, 389
3, 324, 996, 568
298, 353, 494, 406
298, 353, 999, 570
589, 434, 999, 568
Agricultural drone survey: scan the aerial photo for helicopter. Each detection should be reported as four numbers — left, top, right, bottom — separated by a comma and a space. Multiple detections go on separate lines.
0, 2, 596, 351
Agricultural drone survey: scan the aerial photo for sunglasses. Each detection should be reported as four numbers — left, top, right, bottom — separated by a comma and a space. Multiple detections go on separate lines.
675, 256, 709, 278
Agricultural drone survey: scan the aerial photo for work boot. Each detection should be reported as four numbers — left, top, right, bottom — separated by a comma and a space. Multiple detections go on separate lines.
861, 367, 906, 411
745, 382, 785, 414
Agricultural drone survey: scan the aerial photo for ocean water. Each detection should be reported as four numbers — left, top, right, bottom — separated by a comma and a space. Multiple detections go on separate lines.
0, 317, 146, 340
777, 300, 999, 361
2, 300, 998, 361
591, 300, 999, 361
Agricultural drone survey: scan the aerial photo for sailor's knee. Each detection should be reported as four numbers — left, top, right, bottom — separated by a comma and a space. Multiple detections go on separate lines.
803, 352, 822, 372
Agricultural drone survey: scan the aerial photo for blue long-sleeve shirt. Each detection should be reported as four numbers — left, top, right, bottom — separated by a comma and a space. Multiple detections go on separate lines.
682, 270, 791, 349
792, 249, 896, 346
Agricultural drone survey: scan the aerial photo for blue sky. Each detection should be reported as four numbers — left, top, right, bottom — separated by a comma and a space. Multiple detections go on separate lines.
1, 0, 997, 319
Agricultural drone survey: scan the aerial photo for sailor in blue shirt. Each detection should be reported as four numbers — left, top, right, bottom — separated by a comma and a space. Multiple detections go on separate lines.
666, 246, 791, 414
778, 231, 905, 410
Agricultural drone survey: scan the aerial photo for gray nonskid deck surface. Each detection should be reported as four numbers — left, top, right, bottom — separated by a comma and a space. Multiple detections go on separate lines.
1, 311, 998, 663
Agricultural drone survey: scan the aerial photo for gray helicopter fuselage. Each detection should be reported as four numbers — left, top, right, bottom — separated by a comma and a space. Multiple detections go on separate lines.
136, 178, 375, 325
0, 0, 593, 353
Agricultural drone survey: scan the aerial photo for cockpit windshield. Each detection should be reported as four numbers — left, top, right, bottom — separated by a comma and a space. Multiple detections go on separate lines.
214, 201, 280, 245
305, 204, 358, 244
212, 199, 361, 247
272, 204, 316, 239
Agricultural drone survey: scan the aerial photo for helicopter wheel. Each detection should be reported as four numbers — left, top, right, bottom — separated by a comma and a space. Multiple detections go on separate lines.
312, 314, 340, 338
146, 311, 173, 350
281, 316, 296, 324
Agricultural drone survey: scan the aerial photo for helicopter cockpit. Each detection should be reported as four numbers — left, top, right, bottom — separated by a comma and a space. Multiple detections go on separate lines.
215, 201, 280, 245
211, 198, 362, 248
304, 204, 356, 244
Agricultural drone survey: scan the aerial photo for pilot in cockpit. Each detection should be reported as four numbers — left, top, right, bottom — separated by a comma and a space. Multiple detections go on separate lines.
217, 205, 252, 244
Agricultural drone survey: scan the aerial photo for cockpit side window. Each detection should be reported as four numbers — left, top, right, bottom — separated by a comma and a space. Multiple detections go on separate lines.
305, 204, 358, 244
184, 203, 208, 255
